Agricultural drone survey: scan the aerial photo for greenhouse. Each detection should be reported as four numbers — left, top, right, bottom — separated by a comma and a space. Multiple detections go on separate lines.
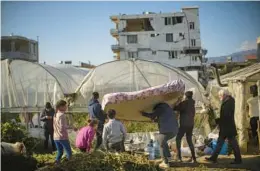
207, 63, 260, 153
1, 59, 89, 113
75, 59, 207, 109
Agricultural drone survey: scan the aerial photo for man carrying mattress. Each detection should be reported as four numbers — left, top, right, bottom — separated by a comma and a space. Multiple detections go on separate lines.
173, 91, 197, 163
88, 92, 106, 150
141, 102, 179, 169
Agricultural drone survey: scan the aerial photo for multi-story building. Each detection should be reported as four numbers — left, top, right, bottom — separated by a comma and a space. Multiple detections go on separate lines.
1, 35, 39, 62
110, 6, 203, 71
257, 36, 260, 62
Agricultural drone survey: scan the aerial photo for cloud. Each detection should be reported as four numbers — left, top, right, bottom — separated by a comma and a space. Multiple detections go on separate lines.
237, 40, 257, 51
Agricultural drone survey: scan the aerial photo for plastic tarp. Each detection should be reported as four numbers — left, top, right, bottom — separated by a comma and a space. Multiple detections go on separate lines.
75, 59, 207, 109
207, 63, 260, 153
1, 59, 89, 112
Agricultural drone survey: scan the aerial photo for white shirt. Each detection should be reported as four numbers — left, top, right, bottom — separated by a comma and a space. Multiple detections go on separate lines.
102, 119, 126, 146
247, 96, 259, 118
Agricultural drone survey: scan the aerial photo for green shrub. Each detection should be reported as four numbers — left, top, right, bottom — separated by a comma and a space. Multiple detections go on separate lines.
1, 122, 39, 155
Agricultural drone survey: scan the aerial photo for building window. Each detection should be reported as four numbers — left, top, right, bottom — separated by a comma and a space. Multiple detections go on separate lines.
128, 52, 138, 58
176, 16, 183, 23
169, 51, 178, 59
192, 56, 198, 61
189, 22, 195, 30
165, 17, 172, 25
191, 39, 196, 46
127, 35, 138, 44
151, 34, 155, 37
165, 17, 183, 25
152, 51, 156, 55
166, 33, 173, 42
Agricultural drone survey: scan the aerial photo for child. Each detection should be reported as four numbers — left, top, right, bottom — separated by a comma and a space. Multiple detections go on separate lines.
102, 109, 127, 152
53, 100, 75, 164
75, 119, 98, 153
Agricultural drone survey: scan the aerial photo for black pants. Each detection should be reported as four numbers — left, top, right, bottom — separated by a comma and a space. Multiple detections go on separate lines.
108, 141, 125, 152
210, 136, 242, 162
95, 124, 104, 150
158, 132, 176, 164
176, 126, 196, 160
44, 129, 56, 151
250, 117, 259, 139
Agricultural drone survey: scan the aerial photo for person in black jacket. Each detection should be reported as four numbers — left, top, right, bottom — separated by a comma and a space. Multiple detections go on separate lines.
40, 102, 56, 151
141, 103, 179, 169
174, 91, 197, 163
205, 89, 242, 164
88, 92, 106, 150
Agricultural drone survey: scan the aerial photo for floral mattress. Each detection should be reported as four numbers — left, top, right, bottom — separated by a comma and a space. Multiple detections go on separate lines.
102, 80, 185, 121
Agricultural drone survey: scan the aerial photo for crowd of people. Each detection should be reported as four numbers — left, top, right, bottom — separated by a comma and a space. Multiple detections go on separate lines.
39, 84, 260, 168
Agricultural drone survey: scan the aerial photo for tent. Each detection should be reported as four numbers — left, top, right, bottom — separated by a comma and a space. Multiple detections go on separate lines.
207, 63, 260, 153
75, 59, 207, 109
1, 59, 89, 113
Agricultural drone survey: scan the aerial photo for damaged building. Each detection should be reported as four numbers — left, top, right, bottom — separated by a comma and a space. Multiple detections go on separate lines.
110, 6, 203, 71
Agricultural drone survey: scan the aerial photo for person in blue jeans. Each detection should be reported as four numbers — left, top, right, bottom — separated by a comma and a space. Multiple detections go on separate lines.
141, 103, 179, 169
53, 100, 76, 164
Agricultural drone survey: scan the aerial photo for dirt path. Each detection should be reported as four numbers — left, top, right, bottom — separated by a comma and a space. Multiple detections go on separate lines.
165, 155, 260, 171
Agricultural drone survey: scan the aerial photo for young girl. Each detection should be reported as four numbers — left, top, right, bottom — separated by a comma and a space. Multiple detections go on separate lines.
53, 100, 75, 164
75, 119, 98, 153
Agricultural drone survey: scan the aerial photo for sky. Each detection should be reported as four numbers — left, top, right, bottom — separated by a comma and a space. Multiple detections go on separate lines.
1, 1, 260, 65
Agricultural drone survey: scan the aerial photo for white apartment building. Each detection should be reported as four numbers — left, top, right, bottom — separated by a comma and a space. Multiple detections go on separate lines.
110, 6, 203, 70
1, 35, 39, 62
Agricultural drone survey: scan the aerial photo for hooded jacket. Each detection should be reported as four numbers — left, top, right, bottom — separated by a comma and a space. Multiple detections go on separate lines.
88, 98, 105, 124
142, 103, 179, 134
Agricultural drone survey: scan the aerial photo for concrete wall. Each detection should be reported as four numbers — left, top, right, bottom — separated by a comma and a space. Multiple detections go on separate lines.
114, 7, 202, 68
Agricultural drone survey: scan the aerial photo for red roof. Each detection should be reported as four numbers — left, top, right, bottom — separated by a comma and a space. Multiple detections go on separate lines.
246, 54, 257, 60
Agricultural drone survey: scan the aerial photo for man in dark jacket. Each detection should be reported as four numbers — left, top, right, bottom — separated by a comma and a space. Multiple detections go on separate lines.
174, 91, 197, 163
40, 102, 56, 151
88, 92, 106, 150
205, 89, 242, 164
141, 103, 179, 169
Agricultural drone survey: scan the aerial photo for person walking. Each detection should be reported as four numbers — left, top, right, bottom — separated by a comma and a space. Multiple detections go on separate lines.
247, 85, 259, 145
141, 102, 179, 169
102, 109, 126, 152
88, 92, 106, 150
40, 102, 56, 151
173, 91, 197, 163
53, 100, 76, 164
205, 89, 242, 164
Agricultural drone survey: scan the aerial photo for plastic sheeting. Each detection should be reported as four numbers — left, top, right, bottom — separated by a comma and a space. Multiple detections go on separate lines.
1, 59, 89, 112
75, 59, 207, 108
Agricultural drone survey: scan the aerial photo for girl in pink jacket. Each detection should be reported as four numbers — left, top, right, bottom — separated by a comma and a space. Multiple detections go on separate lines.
75, 119, 98, 153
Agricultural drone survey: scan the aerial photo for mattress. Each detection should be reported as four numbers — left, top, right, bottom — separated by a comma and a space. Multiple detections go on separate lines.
101, 80, 185, 121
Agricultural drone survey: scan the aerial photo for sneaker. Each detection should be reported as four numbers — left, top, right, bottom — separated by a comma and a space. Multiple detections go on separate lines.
176, 158, 183, 162
230, 160, 242, 164
54, 160, 60, 165
159, 161, 170, 169
187, 158, 197, 163
167, 157, 173, 162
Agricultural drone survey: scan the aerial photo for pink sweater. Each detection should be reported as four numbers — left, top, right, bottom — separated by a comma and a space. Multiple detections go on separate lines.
53, 112, 69, 140
75, 126, 95, 152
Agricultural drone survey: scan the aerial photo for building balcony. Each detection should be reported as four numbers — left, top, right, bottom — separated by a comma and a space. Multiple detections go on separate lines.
183, 46, 202, 55
111, 44, 120, 52
110, 15, 119, 23
110, 29, 119, 37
